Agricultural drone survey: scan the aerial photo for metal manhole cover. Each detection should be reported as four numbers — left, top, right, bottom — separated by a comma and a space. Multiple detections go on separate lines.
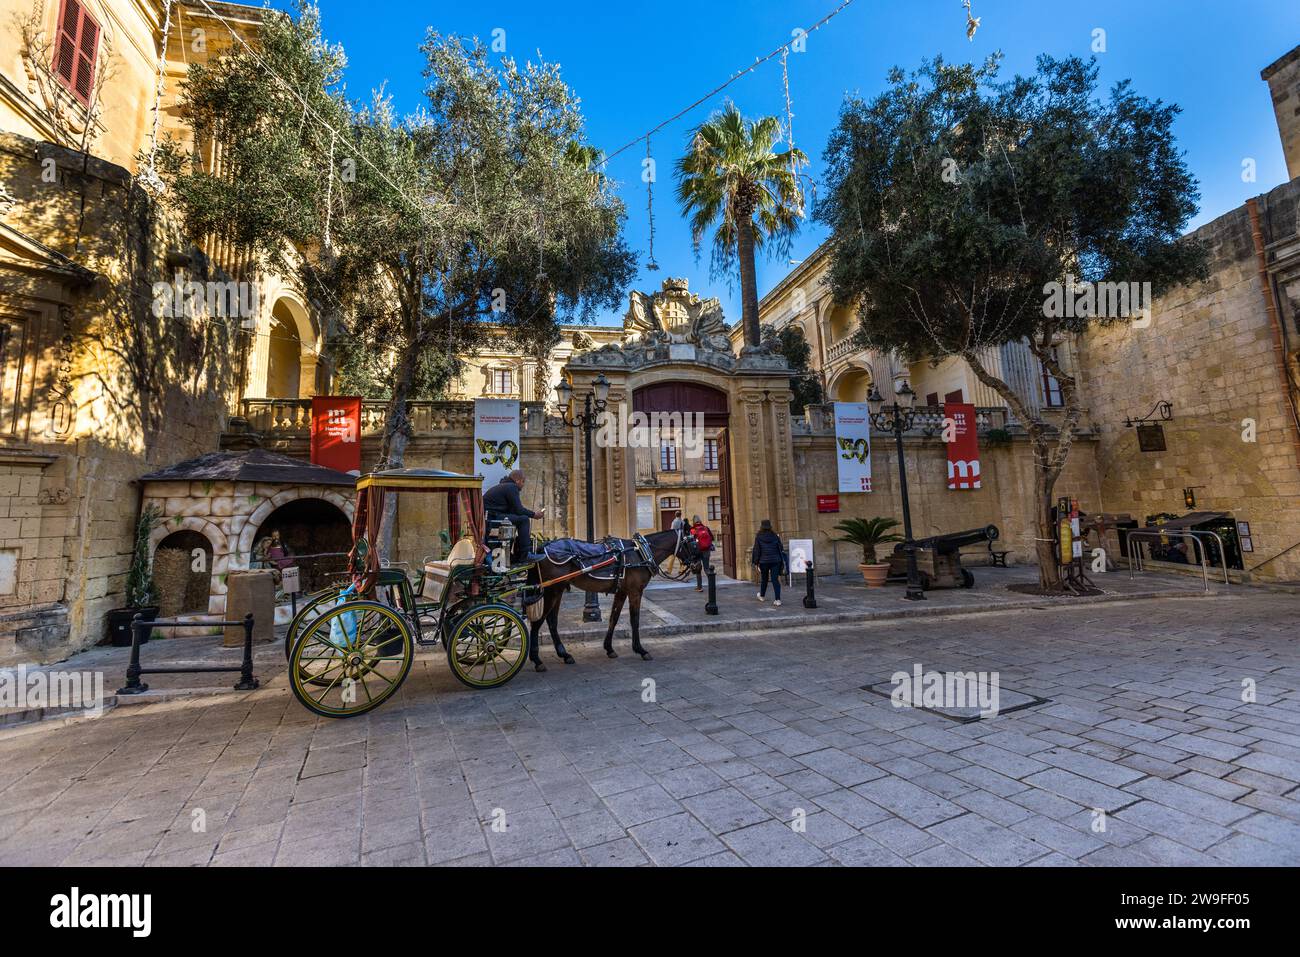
861, 681, 1050, 724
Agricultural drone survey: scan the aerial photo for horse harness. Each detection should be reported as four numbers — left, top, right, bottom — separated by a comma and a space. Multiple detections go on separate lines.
541, 532, 680, 587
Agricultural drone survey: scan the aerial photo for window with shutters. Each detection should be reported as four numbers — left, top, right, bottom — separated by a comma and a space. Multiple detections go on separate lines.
490, 368, 513, 395
659, 442, 677, 472
52, 0, 100, 108
1041, 347, 1064, 408
707, 496, 721, 521
702, 438, 718, 471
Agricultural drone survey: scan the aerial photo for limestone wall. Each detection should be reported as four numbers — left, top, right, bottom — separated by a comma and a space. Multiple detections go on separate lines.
789, 431, 1103, 576
1076, 175, 1300, 581
1, 131, 240, 662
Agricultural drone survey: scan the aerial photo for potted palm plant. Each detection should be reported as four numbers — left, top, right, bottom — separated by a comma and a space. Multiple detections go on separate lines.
105, 504, 162, 647
834, 517, 903, 587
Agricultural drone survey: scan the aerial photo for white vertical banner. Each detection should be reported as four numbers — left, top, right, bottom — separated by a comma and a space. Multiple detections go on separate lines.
473, 398, 521, 490
833, 402, 873, 493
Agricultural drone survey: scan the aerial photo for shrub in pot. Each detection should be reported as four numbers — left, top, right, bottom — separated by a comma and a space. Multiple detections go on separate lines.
106, 504, 162, 647
833, 517, 903, 588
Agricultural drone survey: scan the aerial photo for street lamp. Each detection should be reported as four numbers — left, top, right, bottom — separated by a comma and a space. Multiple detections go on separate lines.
867, 377, 926, 601
556, 372, 610, 622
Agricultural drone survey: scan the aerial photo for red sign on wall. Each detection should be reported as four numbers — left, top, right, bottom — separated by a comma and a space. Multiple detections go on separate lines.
945, 401, 981, 490
817, 495, 840, 513
311, 396, 362, 475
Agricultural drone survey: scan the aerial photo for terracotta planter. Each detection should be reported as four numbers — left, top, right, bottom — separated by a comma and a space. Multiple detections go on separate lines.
859, 563, 890, 588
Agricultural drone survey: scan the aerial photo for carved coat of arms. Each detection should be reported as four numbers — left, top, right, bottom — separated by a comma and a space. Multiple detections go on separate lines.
624, 278, 732, 352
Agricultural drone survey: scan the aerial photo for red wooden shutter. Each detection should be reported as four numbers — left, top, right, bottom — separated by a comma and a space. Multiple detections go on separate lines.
53, 0, 99, 107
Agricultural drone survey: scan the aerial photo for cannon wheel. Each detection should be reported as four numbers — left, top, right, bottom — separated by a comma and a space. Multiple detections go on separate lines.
960, 568, 975, 588
445, 604, 528, 689
289, 601, 413, 718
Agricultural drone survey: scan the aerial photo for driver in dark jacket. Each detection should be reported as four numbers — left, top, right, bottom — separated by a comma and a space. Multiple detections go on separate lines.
483, 470, 544, 562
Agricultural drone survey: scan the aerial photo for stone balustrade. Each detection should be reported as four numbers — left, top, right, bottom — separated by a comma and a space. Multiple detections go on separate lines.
793, 404, 1012, 436
239, 398, 555, 437
826, 336, 862, 364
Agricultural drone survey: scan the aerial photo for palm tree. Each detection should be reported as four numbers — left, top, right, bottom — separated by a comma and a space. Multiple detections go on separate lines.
675, 104, 806, 348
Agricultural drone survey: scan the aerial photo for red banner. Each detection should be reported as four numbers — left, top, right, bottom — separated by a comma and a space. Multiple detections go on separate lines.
945, 402, 981, 490
816, 495, 840, 513
311, 396, 362, 475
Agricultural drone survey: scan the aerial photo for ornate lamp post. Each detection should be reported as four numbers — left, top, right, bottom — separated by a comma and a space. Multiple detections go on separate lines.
867, 374, 926, 601
555, 372, 611, 622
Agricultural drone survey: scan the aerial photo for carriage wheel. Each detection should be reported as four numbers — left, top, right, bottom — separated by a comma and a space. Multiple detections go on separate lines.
289, 601, 413, 718
445, 604, 528, 690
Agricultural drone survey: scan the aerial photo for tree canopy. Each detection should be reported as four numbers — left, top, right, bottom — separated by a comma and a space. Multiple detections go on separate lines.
160, 2, 635, 436
816, 54, 1207, 588
676, 104, 806, 347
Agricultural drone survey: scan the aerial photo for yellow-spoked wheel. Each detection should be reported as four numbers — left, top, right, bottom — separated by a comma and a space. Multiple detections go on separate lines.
289, 601, 413, 718
445, 604, 529, 689
284, 587, 348, 663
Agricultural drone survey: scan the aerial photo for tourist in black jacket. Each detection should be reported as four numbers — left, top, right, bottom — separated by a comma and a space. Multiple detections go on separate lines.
751, 519, 785, 606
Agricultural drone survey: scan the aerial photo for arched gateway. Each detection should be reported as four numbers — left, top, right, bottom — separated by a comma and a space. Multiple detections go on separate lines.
563, 278, 800, 582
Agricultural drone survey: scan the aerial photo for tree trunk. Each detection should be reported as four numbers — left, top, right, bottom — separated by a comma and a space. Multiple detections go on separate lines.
1035, 456, 1063, 589
737, 214, 760, 348
963, 348, 1067, 590
377, 346, 418, 561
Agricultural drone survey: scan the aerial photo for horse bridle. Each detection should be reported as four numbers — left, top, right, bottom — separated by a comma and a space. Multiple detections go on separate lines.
636, 528, 701, 582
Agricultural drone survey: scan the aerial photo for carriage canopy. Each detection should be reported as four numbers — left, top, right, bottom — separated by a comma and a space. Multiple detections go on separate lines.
350, 468, 488, 586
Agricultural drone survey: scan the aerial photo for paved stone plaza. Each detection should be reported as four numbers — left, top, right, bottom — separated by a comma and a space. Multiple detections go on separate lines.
1, 588, 1298, 867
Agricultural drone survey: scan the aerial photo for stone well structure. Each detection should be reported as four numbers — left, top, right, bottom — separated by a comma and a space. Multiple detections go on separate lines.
138, 450, 355, 630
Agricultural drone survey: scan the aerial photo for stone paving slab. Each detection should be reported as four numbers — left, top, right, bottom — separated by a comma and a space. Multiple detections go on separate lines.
1, 590, 1298, 867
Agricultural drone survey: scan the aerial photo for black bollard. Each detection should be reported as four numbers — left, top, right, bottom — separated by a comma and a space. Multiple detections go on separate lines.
704, 568, 718, 615
803, 563, 818, 609
117, 614, 150, 695
234, 613, 260, 691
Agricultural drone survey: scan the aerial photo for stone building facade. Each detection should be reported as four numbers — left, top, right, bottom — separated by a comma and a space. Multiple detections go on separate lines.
1076, 176, 1300, 581
0, 0, 329, 662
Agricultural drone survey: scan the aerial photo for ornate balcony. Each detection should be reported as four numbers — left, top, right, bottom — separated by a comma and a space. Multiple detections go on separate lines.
826, 336, 862, 364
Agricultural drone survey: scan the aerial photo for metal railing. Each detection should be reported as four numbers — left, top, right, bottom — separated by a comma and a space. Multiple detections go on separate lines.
1125, 528, 1230, 593
117, 614, 259, 695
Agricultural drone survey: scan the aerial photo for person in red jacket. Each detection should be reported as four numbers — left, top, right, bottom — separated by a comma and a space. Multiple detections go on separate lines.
690, 515, 714, 590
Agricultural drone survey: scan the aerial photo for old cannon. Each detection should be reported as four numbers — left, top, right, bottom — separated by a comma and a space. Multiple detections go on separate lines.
887, 524, 1000, 590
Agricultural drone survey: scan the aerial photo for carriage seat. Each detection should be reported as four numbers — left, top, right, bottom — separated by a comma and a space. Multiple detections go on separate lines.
422, 538, 478, 602
542, 538, 619, 565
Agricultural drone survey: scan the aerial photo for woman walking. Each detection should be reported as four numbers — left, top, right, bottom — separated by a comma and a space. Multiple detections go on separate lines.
751, 519, 785, 607
690, 515, 714, 591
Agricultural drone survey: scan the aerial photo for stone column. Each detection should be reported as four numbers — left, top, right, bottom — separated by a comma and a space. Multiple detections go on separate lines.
298, 346, 318, 399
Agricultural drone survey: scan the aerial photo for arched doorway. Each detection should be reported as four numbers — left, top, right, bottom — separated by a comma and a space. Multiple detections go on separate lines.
251, 498, 351, 591
832, 366, 874, 402
153, 530, 213, 617
266, 299, 303, 398
632, 381, 734, 575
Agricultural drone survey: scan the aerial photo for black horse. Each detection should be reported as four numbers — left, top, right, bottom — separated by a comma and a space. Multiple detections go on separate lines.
526, 529, 701, 670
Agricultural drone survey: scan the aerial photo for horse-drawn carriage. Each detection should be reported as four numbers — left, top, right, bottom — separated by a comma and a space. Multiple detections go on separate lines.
284, 467, 701, 719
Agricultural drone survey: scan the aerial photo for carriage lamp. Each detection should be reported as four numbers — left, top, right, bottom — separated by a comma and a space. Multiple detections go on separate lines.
555, 373, 611, 622
1183, 486, 1204, 510
866, 382, 926, 602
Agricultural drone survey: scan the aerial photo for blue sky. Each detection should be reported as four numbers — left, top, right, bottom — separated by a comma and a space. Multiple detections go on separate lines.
279, 0, 1300, 327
